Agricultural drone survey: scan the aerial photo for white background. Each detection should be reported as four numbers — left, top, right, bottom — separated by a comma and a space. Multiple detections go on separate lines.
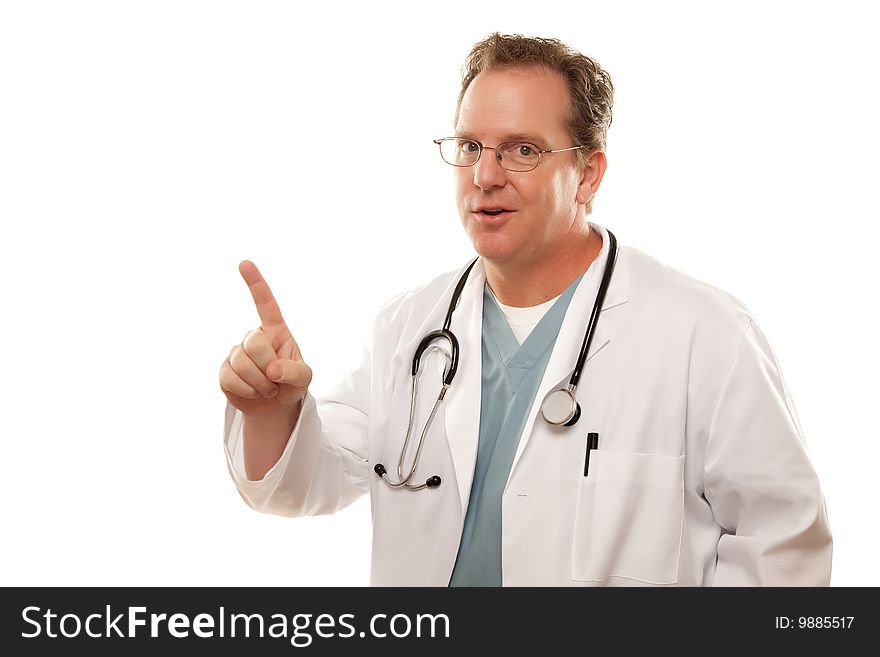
2, 0, 877, 587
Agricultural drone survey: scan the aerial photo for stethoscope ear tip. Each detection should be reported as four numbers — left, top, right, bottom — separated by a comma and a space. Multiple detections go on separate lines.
426, 475, 442, 488
374, 463, 387, 477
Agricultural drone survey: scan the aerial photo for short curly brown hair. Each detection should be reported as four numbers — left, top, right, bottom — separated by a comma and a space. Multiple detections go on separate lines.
455, 33, 614, 212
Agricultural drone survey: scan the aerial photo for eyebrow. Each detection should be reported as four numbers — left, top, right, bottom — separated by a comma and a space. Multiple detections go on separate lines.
454, 132, 548, 147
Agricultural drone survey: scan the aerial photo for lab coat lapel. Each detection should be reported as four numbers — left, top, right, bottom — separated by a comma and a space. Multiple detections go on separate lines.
507, 246, 630, 480
442, 258, 486, 518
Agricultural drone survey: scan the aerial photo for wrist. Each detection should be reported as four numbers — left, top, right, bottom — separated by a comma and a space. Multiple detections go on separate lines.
244, 398, 302, 441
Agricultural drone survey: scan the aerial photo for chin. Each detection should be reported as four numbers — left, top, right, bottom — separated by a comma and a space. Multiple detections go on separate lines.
468, 232, 521, 264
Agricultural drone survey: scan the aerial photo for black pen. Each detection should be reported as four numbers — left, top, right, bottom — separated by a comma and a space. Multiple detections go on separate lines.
584, 432, 599, 476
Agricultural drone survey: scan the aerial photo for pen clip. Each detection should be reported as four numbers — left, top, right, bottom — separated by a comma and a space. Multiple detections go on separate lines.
583, 432, 599, 477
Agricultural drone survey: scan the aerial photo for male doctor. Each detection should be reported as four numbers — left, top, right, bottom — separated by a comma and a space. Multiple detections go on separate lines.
219, 34, 832, 586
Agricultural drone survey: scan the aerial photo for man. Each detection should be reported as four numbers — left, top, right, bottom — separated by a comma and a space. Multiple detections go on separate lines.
219, 33, 832, 586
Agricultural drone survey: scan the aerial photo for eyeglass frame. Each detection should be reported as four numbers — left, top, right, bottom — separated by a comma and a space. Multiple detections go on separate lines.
433, 137, 589, 172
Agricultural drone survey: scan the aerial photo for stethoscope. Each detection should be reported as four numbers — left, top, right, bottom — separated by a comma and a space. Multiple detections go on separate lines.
374, 230, 618, 491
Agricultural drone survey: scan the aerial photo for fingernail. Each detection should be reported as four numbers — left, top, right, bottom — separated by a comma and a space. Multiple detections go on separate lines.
266, 387, 278, 398
268, 364, 282, 381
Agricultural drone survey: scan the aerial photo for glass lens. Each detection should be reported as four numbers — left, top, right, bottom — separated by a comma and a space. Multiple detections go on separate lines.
499, 142, 540, 171
440, 138, 480, 166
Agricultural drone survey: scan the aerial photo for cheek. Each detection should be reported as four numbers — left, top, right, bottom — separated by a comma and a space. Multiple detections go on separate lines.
454, 173, 471, 209
541, 172, 579, 211
526, 178, 563, 215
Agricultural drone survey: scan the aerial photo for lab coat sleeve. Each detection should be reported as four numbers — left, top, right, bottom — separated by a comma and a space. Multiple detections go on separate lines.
703, 319, 832, 586
223, 340, 372, 518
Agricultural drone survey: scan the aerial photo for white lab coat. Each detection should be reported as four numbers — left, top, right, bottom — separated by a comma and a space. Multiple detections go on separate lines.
224, 230, 832, 586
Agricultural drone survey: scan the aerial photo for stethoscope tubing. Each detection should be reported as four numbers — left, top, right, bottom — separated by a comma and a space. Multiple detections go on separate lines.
568, 229, 618, 388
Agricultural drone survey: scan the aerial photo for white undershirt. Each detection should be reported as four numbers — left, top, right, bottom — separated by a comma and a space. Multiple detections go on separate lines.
485, 224, 609, 345
487, 288, 561, 345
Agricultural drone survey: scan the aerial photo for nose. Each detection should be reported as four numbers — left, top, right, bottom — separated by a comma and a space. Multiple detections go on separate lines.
472, 147, 508, 191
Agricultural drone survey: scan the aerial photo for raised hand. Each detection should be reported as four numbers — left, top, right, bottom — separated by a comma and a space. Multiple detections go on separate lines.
219, 261, 312, 418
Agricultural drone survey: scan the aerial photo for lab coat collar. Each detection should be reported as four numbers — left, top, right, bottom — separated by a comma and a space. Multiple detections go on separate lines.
508, 223, 630, 479
442, 257, 486, 518
442, 224, 630, 516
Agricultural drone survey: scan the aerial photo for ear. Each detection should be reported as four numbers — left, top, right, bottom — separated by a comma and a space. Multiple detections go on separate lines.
576, 150, 607, 205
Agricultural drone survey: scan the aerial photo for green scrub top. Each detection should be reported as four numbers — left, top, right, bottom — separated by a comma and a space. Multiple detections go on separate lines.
449, 274, 583, 586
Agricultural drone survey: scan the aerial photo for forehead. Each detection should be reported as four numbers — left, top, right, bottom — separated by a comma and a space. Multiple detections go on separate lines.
456, 66, 572, 143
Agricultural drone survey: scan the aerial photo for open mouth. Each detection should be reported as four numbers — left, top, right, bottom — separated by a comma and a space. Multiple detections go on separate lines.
479, 208, 512, 216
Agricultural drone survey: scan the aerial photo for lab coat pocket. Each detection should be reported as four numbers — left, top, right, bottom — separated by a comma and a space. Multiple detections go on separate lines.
571, 450, 684, 585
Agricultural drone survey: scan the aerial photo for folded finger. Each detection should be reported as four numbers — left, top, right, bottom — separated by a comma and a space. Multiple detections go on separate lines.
229, 345, 279, 398
241, 328, 277, 372
219, 359, 260, 399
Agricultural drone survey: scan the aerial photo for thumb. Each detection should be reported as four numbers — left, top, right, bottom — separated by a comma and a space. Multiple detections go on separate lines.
267, 359, 312, 390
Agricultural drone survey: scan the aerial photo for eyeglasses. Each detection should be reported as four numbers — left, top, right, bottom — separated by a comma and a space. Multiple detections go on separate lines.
433, 137, 587, 173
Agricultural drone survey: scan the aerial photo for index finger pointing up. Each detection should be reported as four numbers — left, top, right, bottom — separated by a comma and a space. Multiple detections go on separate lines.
239, 260, 287, 329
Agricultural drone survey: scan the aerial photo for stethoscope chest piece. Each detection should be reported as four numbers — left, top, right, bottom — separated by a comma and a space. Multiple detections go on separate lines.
540, 388, 581, 426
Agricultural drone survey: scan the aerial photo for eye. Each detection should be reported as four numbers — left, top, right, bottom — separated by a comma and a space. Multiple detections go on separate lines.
459, 139, 480, 153
501, 142, 540, 162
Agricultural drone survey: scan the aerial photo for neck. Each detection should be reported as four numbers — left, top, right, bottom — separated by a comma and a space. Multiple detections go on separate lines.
484, 222, 601, 307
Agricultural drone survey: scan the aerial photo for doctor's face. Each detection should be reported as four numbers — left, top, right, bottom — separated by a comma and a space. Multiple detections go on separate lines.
453, 66, 599, 267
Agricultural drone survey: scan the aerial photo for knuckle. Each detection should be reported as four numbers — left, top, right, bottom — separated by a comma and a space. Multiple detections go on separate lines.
218, 365, 232, 389
242, 328, 270, 356
241, 329, 259, 352
229, 346, 249, 371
